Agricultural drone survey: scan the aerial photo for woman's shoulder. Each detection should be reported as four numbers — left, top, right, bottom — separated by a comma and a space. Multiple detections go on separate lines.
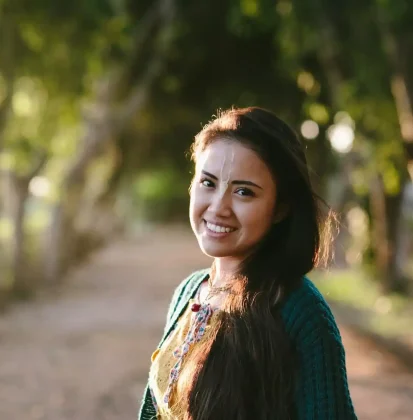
281, 276, 341, 341
166, 268, 209, 321
173, 268, 209, 297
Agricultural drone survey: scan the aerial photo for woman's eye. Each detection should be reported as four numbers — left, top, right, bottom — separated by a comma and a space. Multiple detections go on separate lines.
236, 188, 255, 197
200, 178, 214, 188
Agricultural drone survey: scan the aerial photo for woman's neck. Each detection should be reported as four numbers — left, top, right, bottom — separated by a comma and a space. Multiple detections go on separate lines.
211, 257, 241, 287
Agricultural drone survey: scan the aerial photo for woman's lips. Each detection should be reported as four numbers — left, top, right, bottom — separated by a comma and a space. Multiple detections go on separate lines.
204, 220, 236, 238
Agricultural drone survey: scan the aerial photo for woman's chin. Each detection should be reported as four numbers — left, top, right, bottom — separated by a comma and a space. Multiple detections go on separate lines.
198, 241, 235, 258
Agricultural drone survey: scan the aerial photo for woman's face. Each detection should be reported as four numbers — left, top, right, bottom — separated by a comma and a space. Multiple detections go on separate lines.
190, 139, 277, 267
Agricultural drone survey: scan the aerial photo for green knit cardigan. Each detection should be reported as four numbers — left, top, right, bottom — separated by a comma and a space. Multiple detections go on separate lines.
138, 269, 357, 419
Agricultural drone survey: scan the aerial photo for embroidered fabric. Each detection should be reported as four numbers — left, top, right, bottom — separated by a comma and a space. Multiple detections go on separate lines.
149, 286, 217, 417
163, 302, 213, 404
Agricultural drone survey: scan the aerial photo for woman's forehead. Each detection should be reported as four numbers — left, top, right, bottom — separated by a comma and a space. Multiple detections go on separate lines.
196, 140, 266, 176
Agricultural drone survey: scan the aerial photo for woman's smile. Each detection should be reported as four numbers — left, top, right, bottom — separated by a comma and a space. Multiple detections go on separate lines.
204, 220, 237, 238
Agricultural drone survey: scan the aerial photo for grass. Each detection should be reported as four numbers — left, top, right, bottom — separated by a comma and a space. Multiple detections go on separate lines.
310, 269, 413, 340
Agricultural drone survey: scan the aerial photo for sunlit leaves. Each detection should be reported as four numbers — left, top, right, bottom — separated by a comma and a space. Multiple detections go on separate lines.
380, 160, 402, 195
19, 23, 44, 53
0, 73, 7, 104
240, 0, 259, 17
0, 0, 132, 182
297, 71, 320, 96
134, 166, 188, 200
306, 103, 330, 124
228, 0, 279, 36
276, 0, 292, 16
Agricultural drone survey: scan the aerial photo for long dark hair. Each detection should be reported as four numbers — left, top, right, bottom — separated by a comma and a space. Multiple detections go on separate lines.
183, 107, 334, 420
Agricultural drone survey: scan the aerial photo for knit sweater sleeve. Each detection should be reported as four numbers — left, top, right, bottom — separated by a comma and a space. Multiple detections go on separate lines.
163, 269, 207, 333
164, 276, 187, 331
283, 280, 357, 420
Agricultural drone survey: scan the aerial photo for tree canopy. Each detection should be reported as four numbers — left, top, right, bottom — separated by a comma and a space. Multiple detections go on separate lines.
0, 0, 412, 299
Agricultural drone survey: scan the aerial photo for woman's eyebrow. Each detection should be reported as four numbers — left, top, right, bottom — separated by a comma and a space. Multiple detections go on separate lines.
201, 170, 263, 189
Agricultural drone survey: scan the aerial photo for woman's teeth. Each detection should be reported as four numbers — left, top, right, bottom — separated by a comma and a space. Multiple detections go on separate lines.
206, 222, 235, 233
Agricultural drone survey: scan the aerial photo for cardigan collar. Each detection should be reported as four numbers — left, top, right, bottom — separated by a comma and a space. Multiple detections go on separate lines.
161, 269, 210, 346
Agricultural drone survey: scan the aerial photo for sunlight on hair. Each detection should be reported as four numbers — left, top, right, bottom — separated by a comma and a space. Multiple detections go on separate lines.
300, 120, 319, 139
316, 206, 339, 269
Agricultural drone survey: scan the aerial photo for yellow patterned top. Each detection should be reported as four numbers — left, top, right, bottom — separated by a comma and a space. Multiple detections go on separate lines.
149, 299, 220, 419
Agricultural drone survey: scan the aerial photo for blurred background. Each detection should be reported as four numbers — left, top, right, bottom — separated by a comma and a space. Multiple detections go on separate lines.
0, 0, 412, 419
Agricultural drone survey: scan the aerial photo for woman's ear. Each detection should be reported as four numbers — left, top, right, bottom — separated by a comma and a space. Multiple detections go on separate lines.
273, 203, 290, 224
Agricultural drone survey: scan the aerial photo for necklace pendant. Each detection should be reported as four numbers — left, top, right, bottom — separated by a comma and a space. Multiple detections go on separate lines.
191, 303, 201, 312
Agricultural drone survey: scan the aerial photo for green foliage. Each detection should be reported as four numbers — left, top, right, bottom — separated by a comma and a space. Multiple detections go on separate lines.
130, 166, 190, 222
0, 0, 412, 293
0, 0, 132, 177
313, 269, 413, 337
134, 166, 189, 201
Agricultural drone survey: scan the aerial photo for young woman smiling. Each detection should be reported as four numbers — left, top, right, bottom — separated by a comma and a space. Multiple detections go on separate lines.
139, 107, 357, 420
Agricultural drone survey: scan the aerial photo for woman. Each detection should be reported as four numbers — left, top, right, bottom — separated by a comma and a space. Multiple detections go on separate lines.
139, 107, 357, 419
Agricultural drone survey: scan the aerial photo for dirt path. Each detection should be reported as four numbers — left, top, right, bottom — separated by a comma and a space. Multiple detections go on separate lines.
0, 226, 412, 420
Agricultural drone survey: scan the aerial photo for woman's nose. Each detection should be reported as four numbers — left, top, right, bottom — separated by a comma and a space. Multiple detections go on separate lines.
208, 190, 232, 217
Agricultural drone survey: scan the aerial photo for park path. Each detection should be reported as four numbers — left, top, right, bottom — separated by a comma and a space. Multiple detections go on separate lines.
0, 225, 412, 420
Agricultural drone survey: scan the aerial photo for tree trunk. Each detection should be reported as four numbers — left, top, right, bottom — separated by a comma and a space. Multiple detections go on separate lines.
369, 174, 389, 283
314, 11, 354, 269
46, 190, 82, 282
45, 0, 176, 283
316, 6, 411, 291
0, 12, 17, 219
0, 10, 16, 151
373, 11, 413, 292
384, 179, 410, 293
369, 173, 409, 294
6, 154, 48, 295
376, 9, 413, 180
8, 174, 30, 296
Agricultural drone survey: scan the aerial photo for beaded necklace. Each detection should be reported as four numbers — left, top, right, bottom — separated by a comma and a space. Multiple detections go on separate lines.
163, 286, 216, 406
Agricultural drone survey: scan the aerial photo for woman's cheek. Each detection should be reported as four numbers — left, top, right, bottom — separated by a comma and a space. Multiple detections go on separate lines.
194, 188, 210, 208
190, 188, 205, 216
